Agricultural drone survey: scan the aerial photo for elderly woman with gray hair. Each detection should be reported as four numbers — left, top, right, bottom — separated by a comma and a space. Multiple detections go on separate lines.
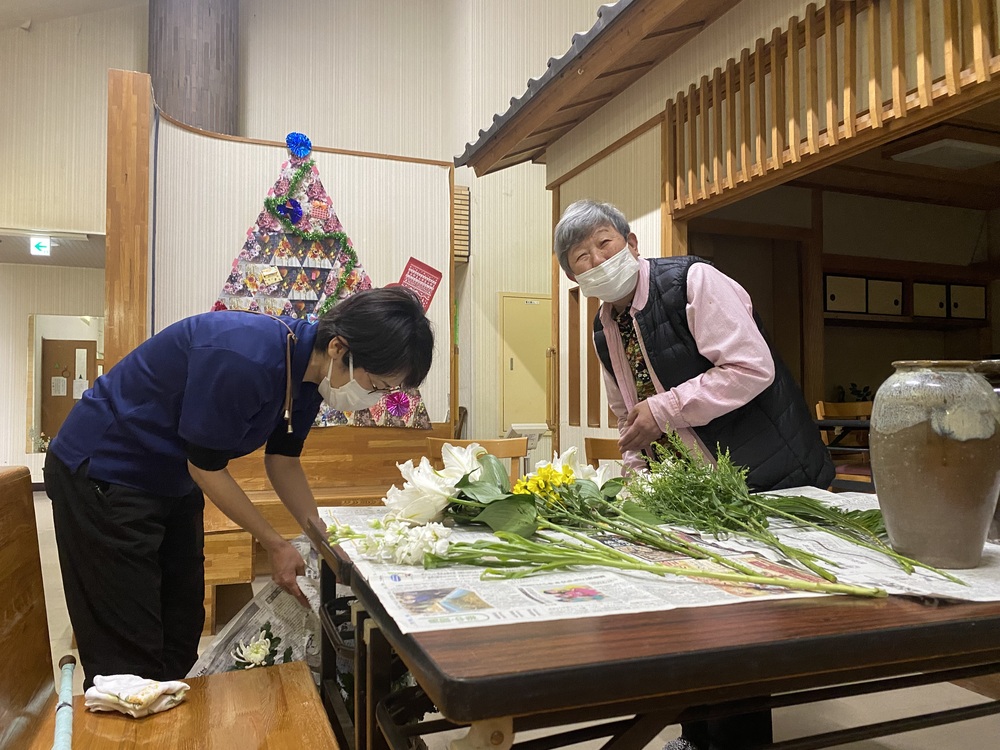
553, 199, 833, 750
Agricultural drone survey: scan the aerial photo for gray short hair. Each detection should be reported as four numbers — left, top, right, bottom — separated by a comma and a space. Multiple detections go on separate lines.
553, 200, 630, 275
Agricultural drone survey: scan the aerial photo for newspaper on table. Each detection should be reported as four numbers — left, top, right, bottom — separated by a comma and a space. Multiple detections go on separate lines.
320, 488, 1000, 635
187, 535, 324, 681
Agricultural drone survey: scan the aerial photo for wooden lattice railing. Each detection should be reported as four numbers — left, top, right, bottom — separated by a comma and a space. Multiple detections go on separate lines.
666, 0, 1000, 215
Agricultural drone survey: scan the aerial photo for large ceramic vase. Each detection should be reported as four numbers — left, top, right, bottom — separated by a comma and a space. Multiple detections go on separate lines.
974, 360, 1000, 542
869, 360, 1000, 568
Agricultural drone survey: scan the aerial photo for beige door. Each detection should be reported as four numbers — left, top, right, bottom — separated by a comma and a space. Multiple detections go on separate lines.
499, 294, 552, 434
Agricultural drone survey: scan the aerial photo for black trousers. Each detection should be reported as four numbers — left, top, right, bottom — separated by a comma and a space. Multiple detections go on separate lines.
44, 453, 205, 690
681, 711, 774, 750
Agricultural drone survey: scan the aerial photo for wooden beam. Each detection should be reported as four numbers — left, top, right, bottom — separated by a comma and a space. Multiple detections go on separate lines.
824, 0, 840, 145
740, 46, 753, 177
944, 0, 962, 96
972, 0, 993, 83
688, 83, 698, 201
771, 27, 786, 168
700, 75, 710, 196
676, 89, 687, 204
915, 0, 933, 107
869, 0, 884, 127
890, 0, 907, 119
712, 67, 724, 194
105, 69, 152, 368
844, 4, 857, 137
805, 5, 820, 153
551, 187, 561, 452
725, 58, 738, 185
788, 15, 802, 161
755, 38, 768, 173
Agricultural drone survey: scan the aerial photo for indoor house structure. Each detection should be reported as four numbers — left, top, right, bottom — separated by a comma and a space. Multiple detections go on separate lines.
2, 1, 1000, 749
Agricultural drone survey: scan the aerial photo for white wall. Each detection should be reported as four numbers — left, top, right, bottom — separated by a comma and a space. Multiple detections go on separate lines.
0, 265, 105, 480
0, 3, 147, 234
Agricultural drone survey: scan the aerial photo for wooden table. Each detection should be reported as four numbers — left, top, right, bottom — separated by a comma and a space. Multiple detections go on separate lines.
306, 522, 1000, 750
29, 661, 339, 749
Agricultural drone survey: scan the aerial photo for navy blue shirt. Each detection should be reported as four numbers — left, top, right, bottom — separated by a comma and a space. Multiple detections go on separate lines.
50, 312, 323, 497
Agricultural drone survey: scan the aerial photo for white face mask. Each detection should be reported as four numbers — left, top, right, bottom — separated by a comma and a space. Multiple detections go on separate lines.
318, 352, 385, 412
575, 244, 640, 302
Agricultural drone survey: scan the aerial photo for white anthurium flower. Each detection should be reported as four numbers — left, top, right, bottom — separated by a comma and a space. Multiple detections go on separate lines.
438, 442, 486, 481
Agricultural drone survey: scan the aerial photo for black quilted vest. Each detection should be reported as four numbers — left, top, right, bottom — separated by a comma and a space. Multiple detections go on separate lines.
594, 256, 833, 492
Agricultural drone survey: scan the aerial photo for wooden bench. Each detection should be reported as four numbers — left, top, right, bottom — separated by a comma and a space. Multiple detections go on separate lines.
202, 423, 452, 632
0, 465, 337, 750
27, 661, 337, 748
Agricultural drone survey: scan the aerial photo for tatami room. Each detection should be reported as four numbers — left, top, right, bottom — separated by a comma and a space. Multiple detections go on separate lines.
3, 1, 1000, 749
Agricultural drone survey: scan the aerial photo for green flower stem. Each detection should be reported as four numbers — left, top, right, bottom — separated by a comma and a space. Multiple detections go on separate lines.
432, 535, 885, 598
596, 511, 762, 577
748, 499, 966, 586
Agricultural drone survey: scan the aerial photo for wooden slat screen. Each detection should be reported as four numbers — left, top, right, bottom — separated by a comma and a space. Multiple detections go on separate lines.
665, 0, 1000, 217
453, 184, 470, 263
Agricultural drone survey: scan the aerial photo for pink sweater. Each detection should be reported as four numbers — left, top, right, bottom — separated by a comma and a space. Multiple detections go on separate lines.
598, 259, 775, 473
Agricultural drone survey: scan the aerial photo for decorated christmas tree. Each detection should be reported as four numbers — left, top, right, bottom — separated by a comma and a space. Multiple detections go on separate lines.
213, 132, 431, 429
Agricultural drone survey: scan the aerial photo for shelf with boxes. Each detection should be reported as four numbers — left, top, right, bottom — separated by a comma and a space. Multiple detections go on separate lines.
822, 254, 991, 330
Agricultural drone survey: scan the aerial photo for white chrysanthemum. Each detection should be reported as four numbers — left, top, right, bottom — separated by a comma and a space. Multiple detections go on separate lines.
438, 442, 486, 481
231, 630, 271, 669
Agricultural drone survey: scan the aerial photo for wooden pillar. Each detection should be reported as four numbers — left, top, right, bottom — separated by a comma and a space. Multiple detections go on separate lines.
148, 0, 239, 134
801, 189, 826, 407
550, 187, 562, 454
105, 70, 152, 368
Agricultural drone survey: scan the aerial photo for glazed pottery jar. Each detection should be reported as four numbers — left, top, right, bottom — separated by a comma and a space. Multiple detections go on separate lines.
870, 360, 1000, 568
973, 360, 1000, 542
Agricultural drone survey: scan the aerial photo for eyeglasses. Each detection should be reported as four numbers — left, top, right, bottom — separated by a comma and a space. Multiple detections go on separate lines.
365, 375, 403, 396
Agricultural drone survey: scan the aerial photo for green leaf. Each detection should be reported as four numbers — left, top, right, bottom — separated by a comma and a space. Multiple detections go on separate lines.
620, 500, 665, 525
478, 454, 512, 493
282, 647, 293, 663
574, 478, 603, 503
460, 480, 512, 504
473, 496, 539, 536
600, 477, 625, 498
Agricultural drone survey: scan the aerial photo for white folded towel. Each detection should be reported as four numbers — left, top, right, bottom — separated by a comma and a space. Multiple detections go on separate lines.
84, 674, 190, 718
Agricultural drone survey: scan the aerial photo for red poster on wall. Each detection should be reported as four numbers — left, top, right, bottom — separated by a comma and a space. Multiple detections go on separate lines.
396, 257, 443, 312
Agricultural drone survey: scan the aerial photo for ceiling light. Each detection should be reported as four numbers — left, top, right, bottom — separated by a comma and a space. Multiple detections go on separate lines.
0, 228, 91, 241
890, 138, 1000, 170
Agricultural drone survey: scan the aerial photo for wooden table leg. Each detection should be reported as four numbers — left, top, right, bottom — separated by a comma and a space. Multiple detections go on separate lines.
365, 619, 392, 750
449, 717, 514, 750
353, 602, 369, 750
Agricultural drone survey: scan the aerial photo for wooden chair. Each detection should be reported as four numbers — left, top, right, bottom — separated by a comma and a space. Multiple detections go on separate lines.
815, 401, 874, 491
426, 437, 528, 486
584, 437, 623, 469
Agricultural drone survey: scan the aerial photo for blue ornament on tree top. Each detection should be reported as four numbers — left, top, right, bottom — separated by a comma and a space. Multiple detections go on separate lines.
285, 132, 312, 158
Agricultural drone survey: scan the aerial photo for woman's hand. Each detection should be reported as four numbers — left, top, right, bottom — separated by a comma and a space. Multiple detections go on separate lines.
267, 538, 310, 608
618, 401, 662, 453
